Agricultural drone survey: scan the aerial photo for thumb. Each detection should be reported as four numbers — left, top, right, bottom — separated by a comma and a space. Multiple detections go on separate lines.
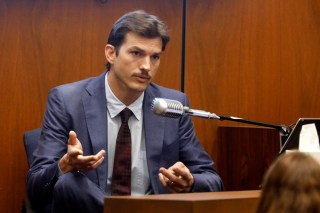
68, 130, 77, 145
67, 130, 83, 157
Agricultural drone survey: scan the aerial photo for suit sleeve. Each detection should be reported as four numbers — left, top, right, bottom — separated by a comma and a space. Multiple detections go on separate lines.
26, 88, 70, 208
178, 95, 224, 192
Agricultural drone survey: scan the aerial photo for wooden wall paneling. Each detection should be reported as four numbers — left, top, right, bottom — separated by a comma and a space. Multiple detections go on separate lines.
0, 0, 182, 212
185, 0, 320, 167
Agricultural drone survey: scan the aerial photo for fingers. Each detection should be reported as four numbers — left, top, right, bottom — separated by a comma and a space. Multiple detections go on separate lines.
158, 173, 176, 193
158, 173, 168, 186
69, 150, 106, 172
65, 131, 106, 172
172, 162, 194, 184
89, 154, 105, 169
159, 167, 186, 188
75, 150, 105, 165
158, 162, 194, 193
159, 168, 185, 193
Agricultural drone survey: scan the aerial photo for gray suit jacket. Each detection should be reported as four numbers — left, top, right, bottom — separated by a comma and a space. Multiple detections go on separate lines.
27, 71, 223, 206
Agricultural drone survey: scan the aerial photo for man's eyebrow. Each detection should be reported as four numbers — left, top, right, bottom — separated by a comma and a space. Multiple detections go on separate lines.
129, 46, 162, 55
129, 46, 145, 52
153, 51, 162, 56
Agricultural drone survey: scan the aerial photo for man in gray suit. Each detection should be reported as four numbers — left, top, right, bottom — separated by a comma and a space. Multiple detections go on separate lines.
27, 10, 223, 213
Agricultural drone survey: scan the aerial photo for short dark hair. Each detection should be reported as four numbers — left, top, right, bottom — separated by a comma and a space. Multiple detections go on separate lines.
106, 10, 170, 70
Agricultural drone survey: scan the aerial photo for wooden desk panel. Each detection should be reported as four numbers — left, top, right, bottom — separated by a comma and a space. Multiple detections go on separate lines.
104, 190, 260, 213
217, 126, 280, 191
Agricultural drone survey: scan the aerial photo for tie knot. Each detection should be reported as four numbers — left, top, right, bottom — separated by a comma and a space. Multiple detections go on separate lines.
120, 108, 133, 123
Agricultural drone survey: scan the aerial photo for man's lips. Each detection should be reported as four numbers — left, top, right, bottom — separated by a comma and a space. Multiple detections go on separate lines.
133, 74, 151, 81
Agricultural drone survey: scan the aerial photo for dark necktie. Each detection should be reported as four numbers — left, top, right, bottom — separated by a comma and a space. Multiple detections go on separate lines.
111, 108, 133, 195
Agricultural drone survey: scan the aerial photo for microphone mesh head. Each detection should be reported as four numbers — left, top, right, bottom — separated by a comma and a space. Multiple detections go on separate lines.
151, 98, 184, 118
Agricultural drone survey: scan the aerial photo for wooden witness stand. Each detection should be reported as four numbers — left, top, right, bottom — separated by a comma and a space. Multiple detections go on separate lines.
104, 190, 260, 213
104, 126, 280, 213
216, 126, 281, 191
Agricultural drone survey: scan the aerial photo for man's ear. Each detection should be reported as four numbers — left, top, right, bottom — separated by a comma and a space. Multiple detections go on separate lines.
105, 44, 116, 65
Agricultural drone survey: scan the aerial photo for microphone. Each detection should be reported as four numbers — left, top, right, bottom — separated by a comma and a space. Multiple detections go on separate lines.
151, 98, 220, 119
151, 98, 291, 137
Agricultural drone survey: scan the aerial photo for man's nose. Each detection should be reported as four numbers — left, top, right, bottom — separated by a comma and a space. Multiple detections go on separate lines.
139, 56, 151, 71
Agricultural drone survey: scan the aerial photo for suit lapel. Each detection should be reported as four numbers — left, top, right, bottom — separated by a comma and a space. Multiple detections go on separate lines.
82, 72, 108, 190
143, 86, 165, 194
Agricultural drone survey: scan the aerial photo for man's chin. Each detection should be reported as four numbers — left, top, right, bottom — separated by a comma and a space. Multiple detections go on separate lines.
131, 82, 149, 92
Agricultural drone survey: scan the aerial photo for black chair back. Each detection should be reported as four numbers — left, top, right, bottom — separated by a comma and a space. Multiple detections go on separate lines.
23, 128, 41, 167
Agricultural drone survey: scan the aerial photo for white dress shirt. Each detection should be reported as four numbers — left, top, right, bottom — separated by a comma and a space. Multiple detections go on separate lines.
105, 73, 151, 195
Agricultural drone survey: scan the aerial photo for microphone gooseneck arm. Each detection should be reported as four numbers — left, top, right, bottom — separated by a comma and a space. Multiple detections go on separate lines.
151, 98, 291, 142
183, 107, 220, 119
215, 114, 291, 136
184, 107, 290, 136
184, 106, 291, 148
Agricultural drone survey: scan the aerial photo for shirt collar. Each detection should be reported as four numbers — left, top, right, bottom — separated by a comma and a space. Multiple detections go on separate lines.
105, 72, 144, 121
